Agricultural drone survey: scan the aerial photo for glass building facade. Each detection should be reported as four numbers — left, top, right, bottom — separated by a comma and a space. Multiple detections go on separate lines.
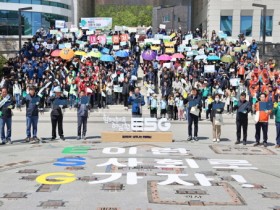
0, 10, 68, 35
260, 16, 273, 37
220, 16, 232, 36
0, 0, 69, 9
240, 16, 253, 36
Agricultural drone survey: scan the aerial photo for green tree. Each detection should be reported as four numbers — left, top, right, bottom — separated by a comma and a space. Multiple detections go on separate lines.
95, 5, 152, 27
0, 55, 7, 76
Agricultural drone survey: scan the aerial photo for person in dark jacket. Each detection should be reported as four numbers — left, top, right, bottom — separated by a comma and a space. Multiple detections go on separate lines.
128, 87, 145, 117
49, 86, 67, 141
210, 94, 224, 142
122, 77, 130, 109
234, 92, 251, 145
0, 87, 15, 144
22, 86, 42, 143
184, 88, 202, 141
76, 90, 90, 140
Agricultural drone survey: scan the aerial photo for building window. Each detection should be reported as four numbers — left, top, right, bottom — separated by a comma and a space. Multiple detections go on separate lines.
220, 16, 232, 36
240, 16, 252, 36
0, 10, 68, 35
163, 15, 170, 23
260, 16, 273, 37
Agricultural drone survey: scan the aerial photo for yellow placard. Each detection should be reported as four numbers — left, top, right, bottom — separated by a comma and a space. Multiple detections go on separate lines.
165, 48, 175, 54
164, 42, 174, 47
151, 46, 160, 51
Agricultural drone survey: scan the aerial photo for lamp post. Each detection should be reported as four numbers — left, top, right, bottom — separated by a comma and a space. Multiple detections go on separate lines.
252, 3, 267, 55
18, 7, 32, 51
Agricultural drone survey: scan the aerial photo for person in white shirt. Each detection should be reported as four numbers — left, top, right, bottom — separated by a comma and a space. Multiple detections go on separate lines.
13, 80, 22, 110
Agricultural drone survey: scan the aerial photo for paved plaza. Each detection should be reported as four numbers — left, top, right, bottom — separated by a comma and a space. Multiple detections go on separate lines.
0, 110, 279, 210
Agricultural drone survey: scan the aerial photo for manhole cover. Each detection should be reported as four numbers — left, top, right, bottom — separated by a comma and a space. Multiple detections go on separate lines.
198, 171, 217, 176
176, 189, 207, 195
78, 176, 98, 182
3, 192, 28, 199
102, 183, 124, 191
36, 184, 60, 192
189, 200, 205, 206
262, 192, 280, 199
191, 157, 208, 160
5, 163, 18, 167
18, 161, 32, 164
210, 145, 276, 155
18, 169, 38, 173
39, 200, 65, 208
20, 175, 38, 181
96, 208, 120, 210
65, 166, 84, 170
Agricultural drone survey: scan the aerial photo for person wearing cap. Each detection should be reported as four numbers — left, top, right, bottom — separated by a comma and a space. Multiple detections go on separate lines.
49, 86, 67, 141
22, 86, 42, 143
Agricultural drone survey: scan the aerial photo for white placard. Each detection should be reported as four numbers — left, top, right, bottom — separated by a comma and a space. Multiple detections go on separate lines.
204, 65, 215, 73
152, 40, 161, 45
55, 20, 65, 29
86, 30, 94, 35
113, 45, 120, 51
230, 78, 240, 86
185, 34, 193, 41
162, 62, 172, 69
61, 28, 68, 33
128, 28, 137, 33
70, 28, 79, 33
159, 24, 166, 29
115, 25, 122, 31
50, 30, 58, 35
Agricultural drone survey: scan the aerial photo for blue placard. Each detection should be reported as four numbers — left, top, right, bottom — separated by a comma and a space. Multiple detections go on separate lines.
260, 102, 273, 111
31, 97, 40, 104
213, 102, 225, 110
189, 100, 198, 108
53, 99, 67, 106
80, 96, 89, 105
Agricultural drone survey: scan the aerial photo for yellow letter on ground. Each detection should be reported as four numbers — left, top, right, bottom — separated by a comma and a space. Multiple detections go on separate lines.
36, 172, 76, 185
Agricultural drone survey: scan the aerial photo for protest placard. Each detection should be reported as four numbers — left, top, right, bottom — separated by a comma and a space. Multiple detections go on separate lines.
230, 78, 240, 87
55, 20, 65, 29
113, 85, 123, 93
204, 65, 215, 73
159, 24, 166, 29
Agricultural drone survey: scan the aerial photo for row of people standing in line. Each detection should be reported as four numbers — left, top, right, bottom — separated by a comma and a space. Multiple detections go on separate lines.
0, 86, 90, 145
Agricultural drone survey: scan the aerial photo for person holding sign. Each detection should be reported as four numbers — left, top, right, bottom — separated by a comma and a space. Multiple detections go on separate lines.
22, 86, 42, 143
128, 87, 145, 117
49, 86, 67, 141
210, 94, 224, 142
76, 90, 90, 140
0, 88, 15, 145
253, 93, 272, 147
184, 88, 202, 141
234, 92, 251, 145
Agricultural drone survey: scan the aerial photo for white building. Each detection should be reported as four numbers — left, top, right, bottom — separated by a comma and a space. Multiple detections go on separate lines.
0, 0, 94, 36
192, 0, 280, 43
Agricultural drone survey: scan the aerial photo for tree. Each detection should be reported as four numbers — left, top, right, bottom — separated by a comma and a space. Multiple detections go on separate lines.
95, 5, 152, 27
0, 55, 7, 77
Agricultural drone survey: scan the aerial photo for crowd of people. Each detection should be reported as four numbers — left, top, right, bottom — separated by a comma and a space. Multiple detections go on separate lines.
0, 25, 280, 149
